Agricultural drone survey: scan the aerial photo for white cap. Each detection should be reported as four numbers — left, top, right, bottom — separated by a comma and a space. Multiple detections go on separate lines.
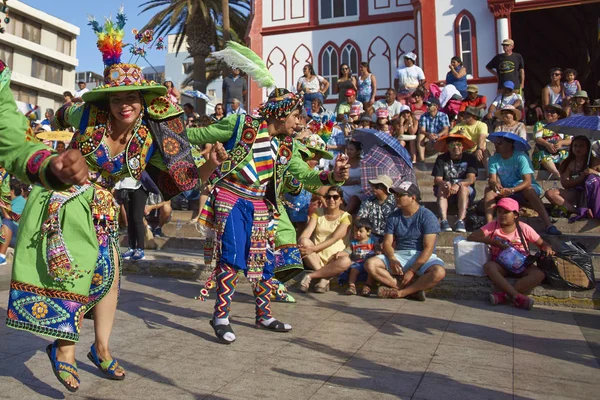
404, 52, 417, 62
399, 105, 411, 113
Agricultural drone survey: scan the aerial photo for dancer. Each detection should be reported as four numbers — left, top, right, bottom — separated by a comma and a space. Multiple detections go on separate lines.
190, 77, 349, 343
0, 11, 220, 392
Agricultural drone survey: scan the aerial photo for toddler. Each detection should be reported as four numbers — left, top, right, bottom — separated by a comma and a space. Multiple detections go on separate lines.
344, 218, 377, 296
562, 68, 581, 103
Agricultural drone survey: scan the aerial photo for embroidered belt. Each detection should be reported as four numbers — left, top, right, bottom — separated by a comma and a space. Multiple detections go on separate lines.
219, 179, 268, 200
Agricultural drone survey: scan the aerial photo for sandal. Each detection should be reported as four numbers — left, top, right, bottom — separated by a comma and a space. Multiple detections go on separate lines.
345, 284, 357, 295
87, 344, 125, 380
299, 273, 311, 293
314, 281, 329, 293
256, 319, 292, 332
360, 286, 372, 297
377, 286, 400, 299
46, 341, 80, 392
210, 319, 236, 344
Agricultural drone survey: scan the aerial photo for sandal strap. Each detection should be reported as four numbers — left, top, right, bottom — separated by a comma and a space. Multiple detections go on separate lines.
56, 361, 80, 384
90, 344, 124, 375
265, 319, 286, 330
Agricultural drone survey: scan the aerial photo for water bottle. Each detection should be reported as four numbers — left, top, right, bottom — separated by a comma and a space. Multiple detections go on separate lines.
175, 219, 183, 238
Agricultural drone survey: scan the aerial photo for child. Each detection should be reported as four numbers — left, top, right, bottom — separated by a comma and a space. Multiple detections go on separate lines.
467, 198, 555, 310
562, 68, 581, 103
376, 107, 390, 134
344, 218, 377, 296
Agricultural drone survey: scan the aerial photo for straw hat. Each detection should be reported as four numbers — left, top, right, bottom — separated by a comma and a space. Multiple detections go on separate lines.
434, 133, 476, 153
495, 105, 522, 121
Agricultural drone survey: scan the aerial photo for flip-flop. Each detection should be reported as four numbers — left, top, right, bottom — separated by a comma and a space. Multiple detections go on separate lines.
210, 319, 236, 344
255, 319, 292, 332
46, 341, 80, 392
87, 344, 125, 380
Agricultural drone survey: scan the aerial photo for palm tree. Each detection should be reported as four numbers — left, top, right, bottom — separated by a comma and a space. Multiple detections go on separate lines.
139, 0, 251, 114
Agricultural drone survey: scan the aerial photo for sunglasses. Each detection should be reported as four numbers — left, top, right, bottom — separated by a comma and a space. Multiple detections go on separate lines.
546, 110, 559, 114
341, 67, 349, 71
448, 142, 463, 148
325, 194, 340, 200
552, 73, 562, 76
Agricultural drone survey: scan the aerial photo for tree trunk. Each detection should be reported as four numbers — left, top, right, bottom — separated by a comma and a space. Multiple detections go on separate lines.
193, 54, 208, 114
222, 0, 230, 42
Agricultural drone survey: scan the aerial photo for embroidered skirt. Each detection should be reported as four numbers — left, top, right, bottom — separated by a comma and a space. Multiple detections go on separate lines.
6, 185, 119, 342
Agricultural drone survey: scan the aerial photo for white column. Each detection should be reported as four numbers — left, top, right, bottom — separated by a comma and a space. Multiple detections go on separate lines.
496, 18, 510, 53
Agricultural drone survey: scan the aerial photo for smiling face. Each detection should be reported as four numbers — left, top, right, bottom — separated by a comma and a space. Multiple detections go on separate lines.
108, 91, 142, 126
447, 139, 464, 158
324, 190, 343, 211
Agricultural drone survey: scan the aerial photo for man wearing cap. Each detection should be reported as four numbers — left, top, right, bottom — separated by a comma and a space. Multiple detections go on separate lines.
486, 39, 525, 92
459, 85, 487, 118
450, 106, 489, 167
432, 135, 478, 232
394, 52, 426, 96
467, 197, 555, 310
365, 182, 446, 301
73, 81, 89, 99
374, 88, 402, 119
337, 88, 363, 123
417, 97, 450, 161
356, 175, 397, 241
486, 81, 523, 123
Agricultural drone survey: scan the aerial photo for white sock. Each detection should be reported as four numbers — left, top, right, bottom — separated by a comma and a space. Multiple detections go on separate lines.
0, 253, 5, 258
259, 317, 291, 330
214, 317, 235, 342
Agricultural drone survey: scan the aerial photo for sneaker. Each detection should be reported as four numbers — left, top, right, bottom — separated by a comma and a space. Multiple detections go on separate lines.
513, 294, 534, 310
122, 248, 135, 260
440, 220, 452, 232
489, 292, 509, 306
131, 249, 145, 261
455, 220, 467, 233
153, 227, 165, 238
545, 225, 562, 235
0, 254, 6, 266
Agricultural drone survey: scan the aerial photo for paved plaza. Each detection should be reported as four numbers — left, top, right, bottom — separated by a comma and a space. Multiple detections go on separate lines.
0, 273, 598, 400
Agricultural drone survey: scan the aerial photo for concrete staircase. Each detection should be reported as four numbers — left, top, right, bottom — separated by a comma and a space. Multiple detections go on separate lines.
122, 159, 600, 309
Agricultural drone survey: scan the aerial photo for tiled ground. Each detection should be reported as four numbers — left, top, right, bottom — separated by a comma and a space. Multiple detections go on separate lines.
0, 275, 598, 400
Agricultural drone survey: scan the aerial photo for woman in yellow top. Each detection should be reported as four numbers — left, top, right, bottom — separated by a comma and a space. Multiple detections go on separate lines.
298, 187, 352, 292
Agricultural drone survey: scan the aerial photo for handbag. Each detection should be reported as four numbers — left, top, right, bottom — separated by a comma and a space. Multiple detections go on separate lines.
493, 222, 530, 274
453, 236, 489, 277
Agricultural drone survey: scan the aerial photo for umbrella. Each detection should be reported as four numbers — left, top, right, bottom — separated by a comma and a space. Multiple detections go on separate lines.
546, 115, 600, 138
352, 128, 413, 167
36, 131, 74, 142
488, 131, 531, 153
360, 146, 416, 196
183, 90, 211, 101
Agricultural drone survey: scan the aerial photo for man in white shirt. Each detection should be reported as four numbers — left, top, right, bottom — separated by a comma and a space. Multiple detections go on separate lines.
74, 81, 90, 99
374, 88, 402, 120
394, 52, 426, 96
226, 98, 246, 116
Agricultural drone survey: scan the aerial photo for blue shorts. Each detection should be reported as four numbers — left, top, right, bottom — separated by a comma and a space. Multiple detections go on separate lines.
434, 185, 476, 204
376, 250, 445, 276
349, 261, 366, 274
2, 218, 18, 248
181, 189, 200, 201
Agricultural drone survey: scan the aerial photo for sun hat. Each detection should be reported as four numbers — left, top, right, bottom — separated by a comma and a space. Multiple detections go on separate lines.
404, 52, 417, 62
466, 84, 479, 93
495, 105, 522, 121
301, 133, 333, 160
82, 9, 167, 103
573, 90, 589, 99
433, 133, 476, 153
495, 197, 519, 213
463, 106, 481, 119
544, 103, 567, 119
368, 175, 393, 193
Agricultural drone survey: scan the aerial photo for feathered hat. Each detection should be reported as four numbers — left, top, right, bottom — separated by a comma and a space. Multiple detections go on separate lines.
82, 6, 166, 103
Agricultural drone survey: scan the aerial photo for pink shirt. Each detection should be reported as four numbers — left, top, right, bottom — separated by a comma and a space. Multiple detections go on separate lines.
480, 221, 540, 260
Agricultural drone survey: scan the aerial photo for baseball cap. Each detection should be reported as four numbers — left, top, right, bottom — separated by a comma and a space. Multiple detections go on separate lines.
404, 52, 417, 62
425, 97, 440, 107
399, 105, 411, 113
466, 84, 479, 93
501, 39, 514, 46
345, 88, 356, 96
392, 181, 421, 200
495, 197, 519, 213
503, 81, 515, 90
375, 108, 389, 118
368, 175, 393, 193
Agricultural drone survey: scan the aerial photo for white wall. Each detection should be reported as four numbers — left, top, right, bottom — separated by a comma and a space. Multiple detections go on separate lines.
262, 0, 310, 28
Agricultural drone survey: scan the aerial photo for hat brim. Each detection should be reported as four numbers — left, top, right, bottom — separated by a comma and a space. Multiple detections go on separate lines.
493, 203, 519, 213
307, 147, 334, 160
434, 134, 476, 153
82, 84, 167, 103
495, 108, 522, 121
543, 105, 566, 119
368, 179, 391, 192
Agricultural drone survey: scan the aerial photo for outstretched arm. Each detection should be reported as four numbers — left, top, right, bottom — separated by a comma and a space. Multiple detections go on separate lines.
186, 114, 239, 146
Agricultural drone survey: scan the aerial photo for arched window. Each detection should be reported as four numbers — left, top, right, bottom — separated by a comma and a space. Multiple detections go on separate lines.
454, 11, 478, 77
340, 42, 359, 76
320, 44, 339, 96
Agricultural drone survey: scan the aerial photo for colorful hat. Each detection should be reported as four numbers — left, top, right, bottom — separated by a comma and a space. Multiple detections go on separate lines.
259, 88, 304, 121
350, 104, 362, 116
302, 133, 333, 160
434, 133, 476, 153
345, 88, 356, 97
376, 108, 389, 118
82, 7, 166, 103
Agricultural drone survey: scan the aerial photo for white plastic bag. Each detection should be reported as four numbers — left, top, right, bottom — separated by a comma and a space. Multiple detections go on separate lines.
453, 236, 489, 277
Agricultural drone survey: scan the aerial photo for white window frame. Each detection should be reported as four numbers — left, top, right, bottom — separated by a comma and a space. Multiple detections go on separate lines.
458, 16, 473, 76
321, 45, 339, 96
319, 0, 359, 25
340, 43, 359, 76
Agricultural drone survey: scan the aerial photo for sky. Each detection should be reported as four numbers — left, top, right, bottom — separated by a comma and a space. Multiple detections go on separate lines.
21, 0, 167, 73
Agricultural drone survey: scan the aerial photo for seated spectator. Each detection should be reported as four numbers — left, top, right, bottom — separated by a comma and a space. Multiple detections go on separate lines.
358, 114, 373, 129
450, 106, 489, 167
365, 182, 446, 300
566, 90, 589, 116
183, 103, 200, 127
532, 104, 570, 176
562, 68, 581, 104
309, 97, 325, 120
394, 105, 418, 162
494, 105, 527, 140
374, 88, 402, 119
484, 136, 562, 235
227, 98, 246, 116
145, 192, 173, 238
340, 141, 365, 214
459, 85, 487, 118
545, 135, 600, 218
344, 218, 377, 296
210, 103, 226, 122
417, 97, 450, 162
410, 89, 428, 121
486, 81, 523, 127
0, 181, 26, 264
375, 108, 390, 134
467, 198, 555, 310
444, 56, 468, 98
541, 67, 564, 107
432, 135, 478, 232
299, 187, 353, 293
337, 88, 363, 123
356, 175, 397, 242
